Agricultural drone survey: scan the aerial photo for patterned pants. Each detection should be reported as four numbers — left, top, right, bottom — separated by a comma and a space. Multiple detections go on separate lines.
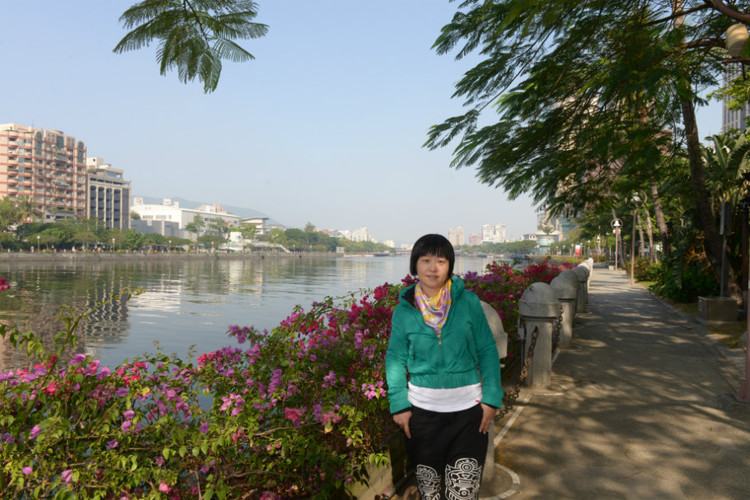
407, 405, 487, 500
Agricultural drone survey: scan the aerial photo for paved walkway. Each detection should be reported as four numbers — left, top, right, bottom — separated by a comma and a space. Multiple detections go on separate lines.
481, 267, 750, 500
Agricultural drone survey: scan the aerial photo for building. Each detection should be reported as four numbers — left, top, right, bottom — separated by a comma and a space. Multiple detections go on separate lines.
131, 197, 241, 239
86, 157, 131, 230
481, 224, 507, 243
723, 63, 750, 132
0, 123, 87, 221
448, 226, 465, 247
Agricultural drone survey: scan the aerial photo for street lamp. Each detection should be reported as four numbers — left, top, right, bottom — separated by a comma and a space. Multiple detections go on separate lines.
169, 239, 172, 253
112, 238, 115, 252
37, 235, 40, 253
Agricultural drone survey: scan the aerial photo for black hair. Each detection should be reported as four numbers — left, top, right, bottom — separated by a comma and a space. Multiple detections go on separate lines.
409, 234, 455, 276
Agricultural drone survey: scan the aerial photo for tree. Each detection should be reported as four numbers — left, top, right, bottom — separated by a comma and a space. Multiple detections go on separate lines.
114, 0, 268, 93
238, 223, 256, 240
0, 198, 23, 234
185, 215, 205, 251
425, 0, 744, 301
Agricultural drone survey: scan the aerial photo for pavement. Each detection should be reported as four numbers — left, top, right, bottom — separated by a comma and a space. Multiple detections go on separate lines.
478, 267, 750, 500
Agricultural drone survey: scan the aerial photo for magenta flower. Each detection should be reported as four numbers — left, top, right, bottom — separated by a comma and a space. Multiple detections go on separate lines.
121, 420, 132, 432
123, 410, 135, 419
107, 439, 118, 449
200, 421, 209, 433
22, 466, 32, 475
159, 482, 170, 493
284, 407, 305, 427
70, 353, 86, 365
0, 278, 9, 291
29, 425, 42, 439
156, 456, 165, 467
61, 469, 73, 483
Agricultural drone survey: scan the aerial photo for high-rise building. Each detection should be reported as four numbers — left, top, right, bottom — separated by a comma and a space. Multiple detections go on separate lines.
0, 123, 87, 220
448, 226, 465, 247
481, 224, 506, 243
723, 63, 750, 132
86, 157, 131, 230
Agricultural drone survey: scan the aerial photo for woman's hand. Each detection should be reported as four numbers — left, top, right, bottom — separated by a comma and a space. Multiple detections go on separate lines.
393, 411, 412, 439
479, 403, 496, 434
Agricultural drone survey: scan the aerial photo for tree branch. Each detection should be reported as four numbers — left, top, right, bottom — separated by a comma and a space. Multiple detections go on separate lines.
705, 0, 750, 24
646, 4, 711, 25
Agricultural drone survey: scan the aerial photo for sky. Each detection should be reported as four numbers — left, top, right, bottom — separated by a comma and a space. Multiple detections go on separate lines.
0, 1, 724, 246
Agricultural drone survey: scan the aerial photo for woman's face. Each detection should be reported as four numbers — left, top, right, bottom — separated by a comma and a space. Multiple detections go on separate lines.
416, 254, 450, 297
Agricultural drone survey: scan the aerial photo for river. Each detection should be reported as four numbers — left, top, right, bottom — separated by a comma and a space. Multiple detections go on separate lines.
0, 254, 500, 370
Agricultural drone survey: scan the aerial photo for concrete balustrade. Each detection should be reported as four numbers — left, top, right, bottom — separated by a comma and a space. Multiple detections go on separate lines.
479, 300, 508, 483
573, 265, 590, 314
549, 270, 578, 348
518, 282, 560, 388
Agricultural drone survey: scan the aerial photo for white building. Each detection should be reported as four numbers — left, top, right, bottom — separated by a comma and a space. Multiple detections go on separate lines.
131, 198, 240, 239
86, 157, 131, 230
448, 226, 465, 247
481, 224, 507, 243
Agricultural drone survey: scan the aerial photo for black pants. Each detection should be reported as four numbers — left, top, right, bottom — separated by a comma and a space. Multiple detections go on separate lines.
407, 404, 487, 500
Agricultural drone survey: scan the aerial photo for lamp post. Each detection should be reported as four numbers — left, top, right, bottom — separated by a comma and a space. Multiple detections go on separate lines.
37, 235, 40, 253
628, 193, 645, 285
169, 239, 172, 253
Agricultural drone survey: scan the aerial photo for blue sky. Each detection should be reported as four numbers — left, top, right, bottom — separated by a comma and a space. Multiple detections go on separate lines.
1, 1, 723, 245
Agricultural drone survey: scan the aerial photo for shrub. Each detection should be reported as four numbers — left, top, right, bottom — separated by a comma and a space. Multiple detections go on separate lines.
633, 257, 659, 282
0, 261, 556, 499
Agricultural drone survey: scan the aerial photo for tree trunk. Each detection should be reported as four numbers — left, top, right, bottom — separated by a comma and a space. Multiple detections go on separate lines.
637, 211, 646, 258
681, 100, 743, 303
644, 203, 656, 262
651, 182, 670, 258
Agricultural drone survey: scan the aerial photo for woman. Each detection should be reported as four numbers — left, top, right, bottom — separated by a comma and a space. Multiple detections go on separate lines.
386, 234, 503, 500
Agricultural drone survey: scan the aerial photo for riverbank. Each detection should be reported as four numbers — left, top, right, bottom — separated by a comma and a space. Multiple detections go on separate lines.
0, 251, 340, 263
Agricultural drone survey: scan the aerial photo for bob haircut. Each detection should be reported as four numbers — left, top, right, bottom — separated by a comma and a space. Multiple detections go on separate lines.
409, 234, 455, 277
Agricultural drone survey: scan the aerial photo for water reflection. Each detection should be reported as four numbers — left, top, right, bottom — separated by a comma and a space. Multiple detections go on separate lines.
0, 255, 496, 370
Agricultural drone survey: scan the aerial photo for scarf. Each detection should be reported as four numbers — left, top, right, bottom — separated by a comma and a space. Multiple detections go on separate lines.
415, 279, 452, 339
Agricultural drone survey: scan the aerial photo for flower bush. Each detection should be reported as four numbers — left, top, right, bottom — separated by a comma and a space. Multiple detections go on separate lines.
0, 260, 573, 499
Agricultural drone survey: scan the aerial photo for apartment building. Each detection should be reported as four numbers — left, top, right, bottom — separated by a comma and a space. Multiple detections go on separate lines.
0, 123, 87, 220
86, 157, 131, 230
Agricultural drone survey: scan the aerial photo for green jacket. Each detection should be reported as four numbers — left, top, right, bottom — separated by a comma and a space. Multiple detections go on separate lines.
385, 276, 503, 414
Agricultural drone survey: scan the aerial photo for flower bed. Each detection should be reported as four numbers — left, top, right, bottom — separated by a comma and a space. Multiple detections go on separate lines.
0, 260, 572, 499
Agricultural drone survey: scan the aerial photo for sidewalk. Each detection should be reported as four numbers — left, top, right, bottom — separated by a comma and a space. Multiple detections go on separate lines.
484, 268, 750, 500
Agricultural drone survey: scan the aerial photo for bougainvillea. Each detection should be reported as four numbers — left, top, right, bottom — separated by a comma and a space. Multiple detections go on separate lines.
0, 258, 576, 498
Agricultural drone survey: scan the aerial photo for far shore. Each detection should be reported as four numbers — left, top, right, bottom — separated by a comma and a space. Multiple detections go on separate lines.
0, 251, 342, 263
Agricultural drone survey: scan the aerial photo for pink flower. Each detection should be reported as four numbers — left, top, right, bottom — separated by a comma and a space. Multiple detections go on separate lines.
61, 469, 73, 483
70, 353, 86, 365
107, 439, 118, 449
22, 466, 32, 475
284, 407, 305, 427
29, 425, 42, 439
200, 421, 209, 433
158, 482, 171, 493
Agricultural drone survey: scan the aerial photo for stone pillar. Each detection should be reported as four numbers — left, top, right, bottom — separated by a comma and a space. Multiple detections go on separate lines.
573, 265, 590, 314
549, 270, 578, 348
518, 282, 559, 388
479, 301, 507, 482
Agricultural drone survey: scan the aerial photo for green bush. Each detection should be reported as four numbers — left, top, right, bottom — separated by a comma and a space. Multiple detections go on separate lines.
633, 258, 659, 282
649, 261, 719, 303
